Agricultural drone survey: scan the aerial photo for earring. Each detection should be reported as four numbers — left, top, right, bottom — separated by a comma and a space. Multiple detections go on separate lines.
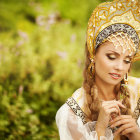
124, 72, 128, 85
88, 58, 95, 76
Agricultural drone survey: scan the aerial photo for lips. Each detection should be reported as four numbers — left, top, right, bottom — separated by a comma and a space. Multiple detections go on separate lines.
109, 73, 121, 80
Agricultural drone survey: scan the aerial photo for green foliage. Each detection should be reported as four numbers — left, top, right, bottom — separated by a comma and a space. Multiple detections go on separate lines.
0, 0, 139, 139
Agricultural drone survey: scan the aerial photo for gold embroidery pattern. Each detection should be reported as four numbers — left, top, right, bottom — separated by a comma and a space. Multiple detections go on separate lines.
66, 97, 87, 124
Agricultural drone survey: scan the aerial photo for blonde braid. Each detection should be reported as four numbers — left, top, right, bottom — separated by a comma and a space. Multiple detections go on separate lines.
117, 80, 132, 116
83, 43, 101, 121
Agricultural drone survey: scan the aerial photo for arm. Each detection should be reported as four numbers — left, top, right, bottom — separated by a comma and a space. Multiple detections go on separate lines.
67, 109, 84, 140
56, 103, 113, 140
56, 104, 86, 140
67, 110, 114, 140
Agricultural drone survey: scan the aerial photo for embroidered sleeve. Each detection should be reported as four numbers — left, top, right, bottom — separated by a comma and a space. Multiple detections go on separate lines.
56, 103, 114, 140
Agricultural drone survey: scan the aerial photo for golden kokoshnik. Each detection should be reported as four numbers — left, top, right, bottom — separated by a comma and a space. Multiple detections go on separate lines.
87, 0, 140, 65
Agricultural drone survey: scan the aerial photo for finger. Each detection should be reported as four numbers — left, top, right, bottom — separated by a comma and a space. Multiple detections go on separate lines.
110, 118, 133, 128
109, 105, 120, 116
113, 101, 126, 109
102, 102, 121, 115
102, 101, 124, 115
103, 104, 120, 115
110, 115, 132, 124
103, 101, 126, 109
106, 108, 119, 115
121, 126, 137, 135
114, 123, 134, 136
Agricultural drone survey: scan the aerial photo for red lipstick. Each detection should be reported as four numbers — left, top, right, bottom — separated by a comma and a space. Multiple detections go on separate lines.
109, 73, 121, 80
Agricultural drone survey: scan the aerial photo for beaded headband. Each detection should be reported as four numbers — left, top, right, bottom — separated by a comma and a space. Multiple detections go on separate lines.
106, 32, 136, 56
87, 0, 140, 62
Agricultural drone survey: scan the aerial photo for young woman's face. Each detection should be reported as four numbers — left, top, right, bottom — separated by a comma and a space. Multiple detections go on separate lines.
94, 40, 134, 86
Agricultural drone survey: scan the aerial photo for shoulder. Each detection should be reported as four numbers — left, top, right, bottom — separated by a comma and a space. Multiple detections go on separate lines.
55, 103, 70, 128
128, 76, 140, 85
128, 76, 140, 92
56, 87, 86, 125
56, 87, 84, 118
72, 87, 85, 105
128, 76, 140, 94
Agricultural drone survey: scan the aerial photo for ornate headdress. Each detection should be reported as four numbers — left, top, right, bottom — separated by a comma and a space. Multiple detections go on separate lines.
87, 0, 140, 62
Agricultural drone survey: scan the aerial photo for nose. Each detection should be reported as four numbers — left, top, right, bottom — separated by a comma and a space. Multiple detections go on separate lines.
114, 60, 124, 71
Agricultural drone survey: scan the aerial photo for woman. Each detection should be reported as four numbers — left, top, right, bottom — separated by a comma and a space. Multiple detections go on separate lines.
56, 0, 140, 139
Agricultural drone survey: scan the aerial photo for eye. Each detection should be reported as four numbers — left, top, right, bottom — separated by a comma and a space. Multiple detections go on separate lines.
124, 58, 131, 64
106, 54, 116, 60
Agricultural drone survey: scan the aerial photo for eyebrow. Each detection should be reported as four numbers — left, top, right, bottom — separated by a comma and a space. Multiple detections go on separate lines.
107, 50, 132, 58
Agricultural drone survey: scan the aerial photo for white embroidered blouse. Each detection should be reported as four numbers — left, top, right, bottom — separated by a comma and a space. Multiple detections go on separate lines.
56, 76, 140, 140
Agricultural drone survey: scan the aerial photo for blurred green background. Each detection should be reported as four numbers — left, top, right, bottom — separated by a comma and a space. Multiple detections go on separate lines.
0, 0, 139, 139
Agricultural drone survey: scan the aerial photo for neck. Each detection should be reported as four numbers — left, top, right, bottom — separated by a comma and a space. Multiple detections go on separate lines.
95, 75, 117, 101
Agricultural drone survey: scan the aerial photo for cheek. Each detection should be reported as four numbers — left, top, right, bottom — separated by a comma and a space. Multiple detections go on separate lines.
95, 57, 112, 72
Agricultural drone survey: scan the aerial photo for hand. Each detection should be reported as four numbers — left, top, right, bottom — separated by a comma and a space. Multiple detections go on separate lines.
96, 100, 126, 130
110, 115, 140, 138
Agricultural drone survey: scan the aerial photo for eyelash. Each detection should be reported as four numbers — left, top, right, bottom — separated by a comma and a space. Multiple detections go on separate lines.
107, 55, 116, 60
124, 60, 131, 64
107, 55, 131, 64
